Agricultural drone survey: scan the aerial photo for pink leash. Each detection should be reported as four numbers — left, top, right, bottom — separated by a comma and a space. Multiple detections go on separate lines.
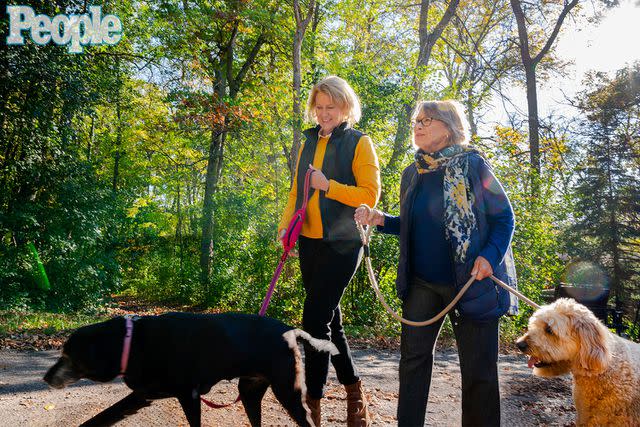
201, 168, 315, 409
259, 168, 314, 316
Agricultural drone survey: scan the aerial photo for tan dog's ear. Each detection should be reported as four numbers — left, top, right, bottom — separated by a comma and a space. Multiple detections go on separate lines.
575, 317, 610, 373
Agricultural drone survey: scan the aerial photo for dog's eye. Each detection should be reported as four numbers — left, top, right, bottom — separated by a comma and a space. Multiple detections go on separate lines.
545, 325, 553, 335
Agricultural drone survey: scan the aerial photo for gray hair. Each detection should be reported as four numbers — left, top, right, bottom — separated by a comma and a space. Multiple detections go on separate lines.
412, 100, 471, 146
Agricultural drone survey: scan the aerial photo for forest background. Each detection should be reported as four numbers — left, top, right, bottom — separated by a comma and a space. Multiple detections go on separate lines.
1, 0, 639, 343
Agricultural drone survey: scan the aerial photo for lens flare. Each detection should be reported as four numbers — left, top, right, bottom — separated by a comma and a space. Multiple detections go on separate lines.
27, 242, 50, 291
561, 261, 609, 303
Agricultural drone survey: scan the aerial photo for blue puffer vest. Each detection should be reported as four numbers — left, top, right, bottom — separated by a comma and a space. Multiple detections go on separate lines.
396, 153, 518, 321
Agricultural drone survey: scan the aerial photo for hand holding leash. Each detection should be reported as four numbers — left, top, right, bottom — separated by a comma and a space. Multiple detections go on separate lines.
354, 205, 384, 227
308, 164, 329, 191
277, 229, 298, 257
471, 256, 493, 280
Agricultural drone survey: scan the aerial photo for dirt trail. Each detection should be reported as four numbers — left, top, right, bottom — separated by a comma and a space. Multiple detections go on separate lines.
0, 347, 575, 426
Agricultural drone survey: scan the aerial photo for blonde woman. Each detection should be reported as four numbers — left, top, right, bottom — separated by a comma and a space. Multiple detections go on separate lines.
279, 76, 380, 426
355, 100, 518, 426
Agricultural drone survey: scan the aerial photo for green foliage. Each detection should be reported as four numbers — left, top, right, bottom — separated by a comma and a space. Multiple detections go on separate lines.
491, 127, 569, 330
342, 232, 402, 337
566, 65, 640, 310
1, 0, 637, 345
0, 2, 128, 311
0, 155, 122, 311
0, 310, 108, 336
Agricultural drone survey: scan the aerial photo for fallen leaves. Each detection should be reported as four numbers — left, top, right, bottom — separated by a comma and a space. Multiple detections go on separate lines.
0, 332, 66, 351
0, 296, 213, 351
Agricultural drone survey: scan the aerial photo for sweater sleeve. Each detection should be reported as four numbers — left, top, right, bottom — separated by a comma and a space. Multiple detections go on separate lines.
278, 145, 304, 233
476, 157, 516, 270
324, 135, 381, 208
377, 164, 412, 236
376, 213, 400, 235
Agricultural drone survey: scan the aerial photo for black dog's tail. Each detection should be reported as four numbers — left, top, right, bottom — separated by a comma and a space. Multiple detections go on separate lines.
284, 329, 339, 355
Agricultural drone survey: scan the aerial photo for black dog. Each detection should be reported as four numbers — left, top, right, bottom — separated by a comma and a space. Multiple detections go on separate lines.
44, 312, 337, 426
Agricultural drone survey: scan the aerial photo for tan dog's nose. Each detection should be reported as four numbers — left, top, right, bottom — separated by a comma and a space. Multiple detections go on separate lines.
516, 339, 528, 352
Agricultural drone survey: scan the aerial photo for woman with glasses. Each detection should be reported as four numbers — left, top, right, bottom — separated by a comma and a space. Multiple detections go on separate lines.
355, 100, 518, 426
278, 76, 380, 426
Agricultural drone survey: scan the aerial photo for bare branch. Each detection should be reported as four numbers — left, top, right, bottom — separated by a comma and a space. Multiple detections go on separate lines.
533, 0, 580, 65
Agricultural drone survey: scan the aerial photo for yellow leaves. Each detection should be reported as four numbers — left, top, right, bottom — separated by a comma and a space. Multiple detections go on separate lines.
541, 134, 569, 172
127, 198, 150, 218
495, 126, 526, 145
495, 125, 527, 158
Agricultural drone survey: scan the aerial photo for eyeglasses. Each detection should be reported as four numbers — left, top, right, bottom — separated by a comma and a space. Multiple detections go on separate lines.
411, 117, 436, 128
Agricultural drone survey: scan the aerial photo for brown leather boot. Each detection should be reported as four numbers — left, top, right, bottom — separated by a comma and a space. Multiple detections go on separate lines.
305, 395, 321, 426
345, 380, 372, 427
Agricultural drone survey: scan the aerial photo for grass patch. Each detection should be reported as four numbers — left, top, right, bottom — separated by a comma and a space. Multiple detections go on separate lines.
0, 311, 108, 336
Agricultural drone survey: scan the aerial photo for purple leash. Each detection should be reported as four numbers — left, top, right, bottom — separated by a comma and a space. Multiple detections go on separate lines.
259, 251, 289, 316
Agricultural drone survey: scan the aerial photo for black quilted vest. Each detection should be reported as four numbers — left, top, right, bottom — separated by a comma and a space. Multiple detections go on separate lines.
295, 122, 362, 241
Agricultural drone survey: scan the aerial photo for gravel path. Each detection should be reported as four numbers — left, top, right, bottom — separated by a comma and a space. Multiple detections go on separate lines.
0, 347, 575, 426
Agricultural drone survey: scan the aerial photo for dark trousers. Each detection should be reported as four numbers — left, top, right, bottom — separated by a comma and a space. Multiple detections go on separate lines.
398, 277, 500, 427
298, 236, 362, 399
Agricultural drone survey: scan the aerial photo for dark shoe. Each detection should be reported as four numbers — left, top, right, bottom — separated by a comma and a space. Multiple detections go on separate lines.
345, 380, 372, 427
305, 395, 321, 426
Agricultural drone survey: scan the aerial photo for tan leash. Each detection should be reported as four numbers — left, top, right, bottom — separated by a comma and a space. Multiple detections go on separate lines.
355, 204, 540, 327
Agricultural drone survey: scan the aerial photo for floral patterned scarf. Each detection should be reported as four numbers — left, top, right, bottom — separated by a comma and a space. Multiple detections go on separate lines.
414, 144, 480, 263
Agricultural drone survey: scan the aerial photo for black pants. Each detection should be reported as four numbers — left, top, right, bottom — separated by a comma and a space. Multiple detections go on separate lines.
398, 277, 500, 427
298, 236, 362, 399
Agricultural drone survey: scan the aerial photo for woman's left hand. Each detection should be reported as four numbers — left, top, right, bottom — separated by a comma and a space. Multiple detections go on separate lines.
308, 164, 330, 191
471, 256, 493, 280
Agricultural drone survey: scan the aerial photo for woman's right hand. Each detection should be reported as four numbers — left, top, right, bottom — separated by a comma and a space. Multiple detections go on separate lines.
354, 206, 385, 227
278, 228, 298, 257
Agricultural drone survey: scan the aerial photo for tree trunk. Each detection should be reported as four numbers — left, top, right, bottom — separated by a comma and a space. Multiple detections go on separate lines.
112, 99, 122, 192
87, 114, 94, 161
308, 1, 322, 84
510, 0, 578, 175
0, 5, 8, 162
388, 103, 414, 174
198, 20, 268, 294
291, 31, 304, 178
175, 179, 185, 287
465, 89, 478, 138
199, 128, 225, 292
291, 0, 316, 179
605, 142, 621, 302
524, 63, 540, 173
386, 0, 460, 174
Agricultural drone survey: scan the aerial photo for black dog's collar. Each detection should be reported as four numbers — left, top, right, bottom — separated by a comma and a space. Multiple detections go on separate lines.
119, 315, 139, 376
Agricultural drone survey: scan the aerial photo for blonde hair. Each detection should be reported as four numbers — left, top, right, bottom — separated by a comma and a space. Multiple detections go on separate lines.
306, 76, 362, 126
411, 100, 471, 146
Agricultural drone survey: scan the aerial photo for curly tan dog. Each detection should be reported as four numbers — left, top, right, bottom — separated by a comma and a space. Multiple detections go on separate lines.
516, 298, 640, 426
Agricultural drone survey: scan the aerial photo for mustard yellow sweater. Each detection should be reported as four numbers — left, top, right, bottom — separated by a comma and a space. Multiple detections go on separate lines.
278, 134, 381, 238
